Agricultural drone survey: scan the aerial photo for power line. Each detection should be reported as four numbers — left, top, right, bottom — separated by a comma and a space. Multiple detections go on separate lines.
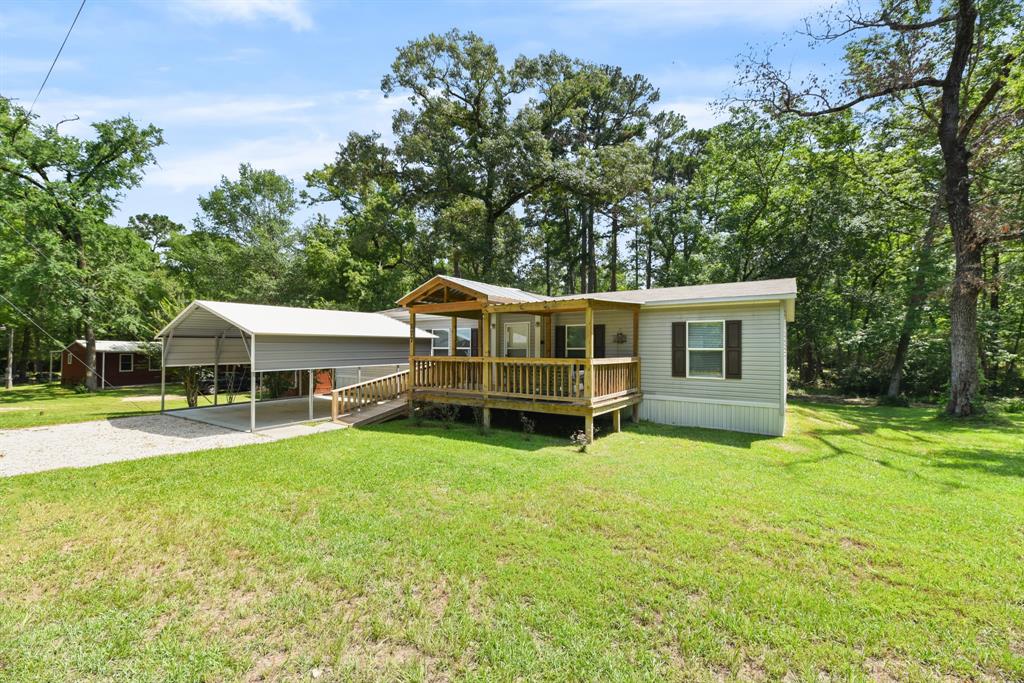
28, 0, 87, 117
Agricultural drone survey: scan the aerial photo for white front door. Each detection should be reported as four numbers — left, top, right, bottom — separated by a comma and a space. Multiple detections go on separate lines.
503, 321, 530, 357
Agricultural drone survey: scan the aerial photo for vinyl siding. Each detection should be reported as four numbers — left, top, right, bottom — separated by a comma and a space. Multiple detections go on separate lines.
551, 309, 635, 357
253, 335, 429, 372
637, 302, 787, 436
164, 337, 250, 367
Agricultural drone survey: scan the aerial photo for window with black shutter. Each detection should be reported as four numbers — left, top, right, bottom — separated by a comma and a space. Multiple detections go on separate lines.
671, 322, 686, 377
725, 320, 742, 379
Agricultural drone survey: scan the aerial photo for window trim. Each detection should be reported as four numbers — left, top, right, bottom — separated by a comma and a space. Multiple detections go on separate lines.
564, 323, 586, 358
148, 354, 160, 371
65, 351, 73, 365
503, 321, 530, 357
429, 326, 472, 356
119, 353, 134, 373
685, 320, 725, 380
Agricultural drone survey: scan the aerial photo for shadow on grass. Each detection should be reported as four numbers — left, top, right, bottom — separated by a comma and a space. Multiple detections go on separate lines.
365, 418, 558, 452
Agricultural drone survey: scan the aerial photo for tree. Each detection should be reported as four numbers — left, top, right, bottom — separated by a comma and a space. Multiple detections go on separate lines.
382, 30, 553, 281
127, 213, 184, 252
738, 0, 1024, 415
182, 164, 300, 303
0, 100, 164, 390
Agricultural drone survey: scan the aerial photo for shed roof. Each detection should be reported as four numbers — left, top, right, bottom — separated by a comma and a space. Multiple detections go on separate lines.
157, 300, 433, 339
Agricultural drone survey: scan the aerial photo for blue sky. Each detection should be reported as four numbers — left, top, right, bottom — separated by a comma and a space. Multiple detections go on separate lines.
0, 0, 837, 226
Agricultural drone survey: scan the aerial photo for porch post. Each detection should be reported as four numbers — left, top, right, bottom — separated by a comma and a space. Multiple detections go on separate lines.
584, 302, 593, 400
632, 306, 639, 356
545, 315, 553, 357
408, 310, 416, 415
611, 408, 621, 433
585, 415, 594, 443
450, 315, 457, 356
481, 309, 491, 428
249, 334, 257, 432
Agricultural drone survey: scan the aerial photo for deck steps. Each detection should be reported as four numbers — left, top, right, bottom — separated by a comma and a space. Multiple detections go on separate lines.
333, 398, 407, 427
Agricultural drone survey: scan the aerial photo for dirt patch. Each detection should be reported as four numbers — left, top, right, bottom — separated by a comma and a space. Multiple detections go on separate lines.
0, 406, 28, 413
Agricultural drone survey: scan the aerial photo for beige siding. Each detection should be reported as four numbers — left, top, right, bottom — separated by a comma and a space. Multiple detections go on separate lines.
637, 302, 787, 435
551, 309, 636, 357
164, 337, 249, 367
253, 335, 429, 372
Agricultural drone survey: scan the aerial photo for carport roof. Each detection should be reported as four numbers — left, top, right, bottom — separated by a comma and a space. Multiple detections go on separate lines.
157, 300, 433, 339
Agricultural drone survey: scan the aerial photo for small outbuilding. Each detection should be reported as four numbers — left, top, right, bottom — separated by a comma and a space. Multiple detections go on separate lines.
156, 300, 432, 432
60, 339, 162, 388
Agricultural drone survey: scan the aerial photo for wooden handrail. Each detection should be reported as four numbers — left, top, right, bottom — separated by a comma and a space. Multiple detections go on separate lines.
410, 356, 639, 404
331, 369, 409, 421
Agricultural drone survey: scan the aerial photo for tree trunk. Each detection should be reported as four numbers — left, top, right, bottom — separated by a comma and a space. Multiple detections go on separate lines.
4, 326, 12, 390
609, 210, 619, 291
984, 246, 1000, 382
644, 232, 652, 289
942, 0, 981, 417
16, 327, 31, 383
887, 195, 943, 398
84, 326, 98, 392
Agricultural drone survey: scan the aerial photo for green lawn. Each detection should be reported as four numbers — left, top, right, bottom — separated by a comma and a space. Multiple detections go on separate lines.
1, 403, 1022, 681
0, 383, 227, 429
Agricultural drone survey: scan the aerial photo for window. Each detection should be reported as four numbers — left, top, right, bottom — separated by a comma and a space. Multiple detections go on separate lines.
119, 354, 134, 372
65, 351, 72, 365
430, 327, 472, 356
687, 321, 724, 379
504, 322, 530, 357
565, 324, 585, 358
148, 354, 160, 371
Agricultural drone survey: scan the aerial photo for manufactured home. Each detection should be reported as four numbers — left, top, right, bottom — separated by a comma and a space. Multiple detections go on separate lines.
395, 275, 796, 438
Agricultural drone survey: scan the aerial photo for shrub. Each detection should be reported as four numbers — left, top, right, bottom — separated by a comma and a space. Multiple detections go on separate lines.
1000, 398, 1024, 414
411, 400, 433, 426
436, 403, 460, 429
570, 429, 591, 453
519, 412, 535, 440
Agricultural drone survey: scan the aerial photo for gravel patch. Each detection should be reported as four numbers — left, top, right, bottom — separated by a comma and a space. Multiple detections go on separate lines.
0, 414, 343, 477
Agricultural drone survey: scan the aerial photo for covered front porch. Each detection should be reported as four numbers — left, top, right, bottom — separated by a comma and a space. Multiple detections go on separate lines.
399, 276, 642, 441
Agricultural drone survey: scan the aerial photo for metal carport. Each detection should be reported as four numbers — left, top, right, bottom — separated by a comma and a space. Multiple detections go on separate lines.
155, 300, 432, 432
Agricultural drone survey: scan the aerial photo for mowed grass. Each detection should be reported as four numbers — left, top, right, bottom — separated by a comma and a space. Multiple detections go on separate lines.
0, 383, 212, 429
0, 403, 1022, 682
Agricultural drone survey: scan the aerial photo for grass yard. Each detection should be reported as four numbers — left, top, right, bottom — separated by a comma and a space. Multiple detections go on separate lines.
0, 403, 1022, 681
0, 383, 232, 429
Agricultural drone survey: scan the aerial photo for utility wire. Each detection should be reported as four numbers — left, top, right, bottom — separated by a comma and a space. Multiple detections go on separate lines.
28, 0, 87, 116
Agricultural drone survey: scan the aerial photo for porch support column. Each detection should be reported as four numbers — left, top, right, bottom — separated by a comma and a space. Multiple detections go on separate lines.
249, 334, 257, 433
584, 302, 593, 401
408, 310, 416, 415
481, 309, 491, 428
611, 408, 621, 433
632, 306, 639, 356
584, 414, 594, 444
450, 315, 457, 356
545, 315, 553, 357
308, 369, 314, 420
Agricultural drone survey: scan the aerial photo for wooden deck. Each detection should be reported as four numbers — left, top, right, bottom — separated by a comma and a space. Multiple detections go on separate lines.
409, 356, 641, 429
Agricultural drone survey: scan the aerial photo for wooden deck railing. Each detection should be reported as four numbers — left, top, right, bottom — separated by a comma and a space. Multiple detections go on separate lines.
410, 356, 639, 404
331, 368, 409, 421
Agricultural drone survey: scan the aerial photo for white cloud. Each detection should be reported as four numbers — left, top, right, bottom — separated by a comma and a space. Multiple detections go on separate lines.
174, 0, 313, 31
654, 98, 723, 130
559, 0, 832, 30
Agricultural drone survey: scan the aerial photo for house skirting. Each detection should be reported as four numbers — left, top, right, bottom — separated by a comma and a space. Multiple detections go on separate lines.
639, 395, 785, 436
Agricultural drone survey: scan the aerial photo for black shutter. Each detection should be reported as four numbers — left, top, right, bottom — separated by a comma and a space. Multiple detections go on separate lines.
671, 322, 687, 377
554, 325, 566, 358
470, 327, 479, 356
593, 324, 606, 358
725, 320, 742, 379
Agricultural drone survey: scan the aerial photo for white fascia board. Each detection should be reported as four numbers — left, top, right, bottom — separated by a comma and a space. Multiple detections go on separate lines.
640, 293, 796, 310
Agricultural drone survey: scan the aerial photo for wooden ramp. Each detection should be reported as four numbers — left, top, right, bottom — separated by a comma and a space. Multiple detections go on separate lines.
329, 369, 410, 428
333, 398, 407, 427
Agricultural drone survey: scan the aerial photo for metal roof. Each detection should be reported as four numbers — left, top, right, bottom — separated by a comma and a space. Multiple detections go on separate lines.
437, 275, 550, 303
157, 301, 433, 339
546, 278, 798, 306
71, 340, 161, 353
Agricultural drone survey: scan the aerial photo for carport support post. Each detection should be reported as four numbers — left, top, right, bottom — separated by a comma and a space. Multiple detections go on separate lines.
249, 334, 257, 433
308, 369, 314, 420
160, 333, 170, 413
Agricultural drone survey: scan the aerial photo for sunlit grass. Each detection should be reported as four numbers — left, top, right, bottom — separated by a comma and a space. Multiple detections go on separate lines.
0, 402, 1021, 681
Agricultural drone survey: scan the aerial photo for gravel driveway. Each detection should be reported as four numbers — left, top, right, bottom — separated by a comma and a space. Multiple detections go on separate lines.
0, 415, 342, 477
